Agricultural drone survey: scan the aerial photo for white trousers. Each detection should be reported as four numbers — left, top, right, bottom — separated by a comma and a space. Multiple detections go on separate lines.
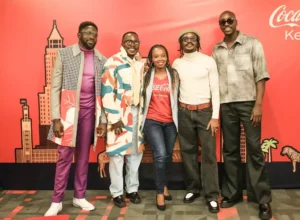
109, 106, 143, 197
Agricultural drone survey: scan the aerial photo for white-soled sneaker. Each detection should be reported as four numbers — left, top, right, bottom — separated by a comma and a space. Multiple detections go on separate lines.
44, 202, 62, 216
73, 198, 95, 211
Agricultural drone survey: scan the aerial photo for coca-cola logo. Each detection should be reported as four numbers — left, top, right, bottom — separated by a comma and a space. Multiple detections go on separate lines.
269, 5, 300, 28
152, 83, 170, 92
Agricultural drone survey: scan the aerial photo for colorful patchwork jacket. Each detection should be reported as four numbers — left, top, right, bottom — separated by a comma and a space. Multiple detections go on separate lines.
101, 47, 145, 156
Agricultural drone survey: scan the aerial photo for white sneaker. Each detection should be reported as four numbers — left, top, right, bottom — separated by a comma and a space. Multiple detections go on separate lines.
73, 198, 95, 211
44, 202, 62, 216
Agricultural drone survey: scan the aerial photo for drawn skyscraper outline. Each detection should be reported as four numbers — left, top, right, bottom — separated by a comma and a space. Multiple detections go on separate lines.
37, 20, 65, 148
17, 99, 33, 163
15, 20, 65, 163
220, 123, 247, 163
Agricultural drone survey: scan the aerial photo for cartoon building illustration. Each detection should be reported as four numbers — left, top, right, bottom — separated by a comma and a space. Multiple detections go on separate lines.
36, 20, 65, 149
15, 20, 65, 163
240, 124, 246, 163
15, 99, 33, 163
221, 123, 247, 163
15, 99, 59, 163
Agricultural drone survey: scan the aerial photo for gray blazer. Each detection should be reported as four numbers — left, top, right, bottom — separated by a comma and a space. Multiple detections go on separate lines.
141, 68, 179, 131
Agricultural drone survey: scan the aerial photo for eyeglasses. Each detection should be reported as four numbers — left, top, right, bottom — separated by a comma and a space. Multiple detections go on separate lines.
123, 40, 140, 45
81, 31, 98, 37
182, 36, 197, 42
219, 18, 235, 26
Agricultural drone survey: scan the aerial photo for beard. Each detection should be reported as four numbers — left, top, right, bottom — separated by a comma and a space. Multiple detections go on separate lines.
183, 43, 197, 53
80, 38, 96, 50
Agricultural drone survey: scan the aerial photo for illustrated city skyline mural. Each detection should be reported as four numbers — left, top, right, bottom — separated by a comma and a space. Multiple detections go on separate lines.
13, 20, 298, 173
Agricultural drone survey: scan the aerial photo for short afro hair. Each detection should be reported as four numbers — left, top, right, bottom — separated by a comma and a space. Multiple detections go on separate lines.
78, 21, 98, 33
122, 31, 138, 41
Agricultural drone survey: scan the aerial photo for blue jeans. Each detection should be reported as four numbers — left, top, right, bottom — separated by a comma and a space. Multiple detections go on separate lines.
143, 119, 177, 194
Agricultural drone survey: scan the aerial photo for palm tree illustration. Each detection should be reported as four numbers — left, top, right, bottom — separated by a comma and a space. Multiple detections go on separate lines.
261, 138, 278, 162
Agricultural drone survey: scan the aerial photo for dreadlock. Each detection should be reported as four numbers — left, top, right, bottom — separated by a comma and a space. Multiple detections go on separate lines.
144, 44, 178, 96
178, 34, 201, 57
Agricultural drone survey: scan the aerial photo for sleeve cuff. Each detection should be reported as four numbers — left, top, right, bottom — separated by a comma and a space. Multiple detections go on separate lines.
212, 110, 219, 120
255, 75, 270, 82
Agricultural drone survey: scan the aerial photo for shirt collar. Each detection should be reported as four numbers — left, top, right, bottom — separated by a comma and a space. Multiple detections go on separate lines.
235, 31, 244, 44
217, 31, 244, 48
183, 50, 199, 59
120, 46, 142, 62
72, 43, 105, 61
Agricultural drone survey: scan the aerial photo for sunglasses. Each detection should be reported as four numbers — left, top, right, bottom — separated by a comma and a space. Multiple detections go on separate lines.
219, 18, 235, 26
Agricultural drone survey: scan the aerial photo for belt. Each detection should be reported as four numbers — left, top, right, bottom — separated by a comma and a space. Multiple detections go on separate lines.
179, 102, 212, 111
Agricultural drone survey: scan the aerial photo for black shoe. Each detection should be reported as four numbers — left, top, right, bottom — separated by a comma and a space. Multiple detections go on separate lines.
206, 201, 220, 213
259, 203, 272, 220
220, 197, 243, 208
113, 195, 126, 208
126, 192, 141, 204
156, 195, 166, 211
164, 194, 172, 201
183, 193, 200, 203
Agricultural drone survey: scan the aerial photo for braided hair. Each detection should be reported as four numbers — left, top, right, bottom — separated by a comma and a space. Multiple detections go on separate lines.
178, 34, 201, 57
144, 44, 178, 95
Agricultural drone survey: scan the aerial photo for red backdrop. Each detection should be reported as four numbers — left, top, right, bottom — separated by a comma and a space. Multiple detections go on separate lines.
0, 0, 299, 163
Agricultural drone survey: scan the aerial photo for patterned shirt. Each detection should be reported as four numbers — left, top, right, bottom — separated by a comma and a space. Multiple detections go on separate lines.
212, 32, 270, 104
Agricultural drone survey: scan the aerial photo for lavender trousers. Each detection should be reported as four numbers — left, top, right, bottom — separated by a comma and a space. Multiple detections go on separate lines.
52, 107, 95, 202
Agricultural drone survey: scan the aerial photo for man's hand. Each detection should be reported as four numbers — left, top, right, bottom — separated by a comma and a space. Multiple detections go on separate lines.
206, 119, 219, 136
111, 120, 124, 135
251, 104, 262, 127
53, 119, 64, 138
97, 123, 107, 138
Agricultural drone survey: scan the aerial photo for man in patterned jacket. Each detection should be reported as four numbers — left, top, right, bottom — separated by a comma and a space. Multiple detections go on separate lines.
101, 32, 145, 208
45, 21, 107, 216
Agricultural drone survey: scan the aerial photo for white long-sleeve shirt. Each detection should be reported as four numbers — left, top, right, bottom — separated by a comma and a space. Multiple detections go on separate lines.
172, 51, 220, 119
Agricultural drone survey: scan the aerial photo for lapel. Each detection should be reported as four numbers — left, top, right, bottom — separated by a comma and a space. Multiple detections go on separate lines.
166, 69, 175, 108
146, 69, 155, 105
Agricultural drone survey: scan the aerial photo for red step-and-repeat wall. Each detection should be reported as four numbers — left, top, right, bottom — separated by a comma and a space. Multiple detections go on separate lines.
0, 0, 299, 172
